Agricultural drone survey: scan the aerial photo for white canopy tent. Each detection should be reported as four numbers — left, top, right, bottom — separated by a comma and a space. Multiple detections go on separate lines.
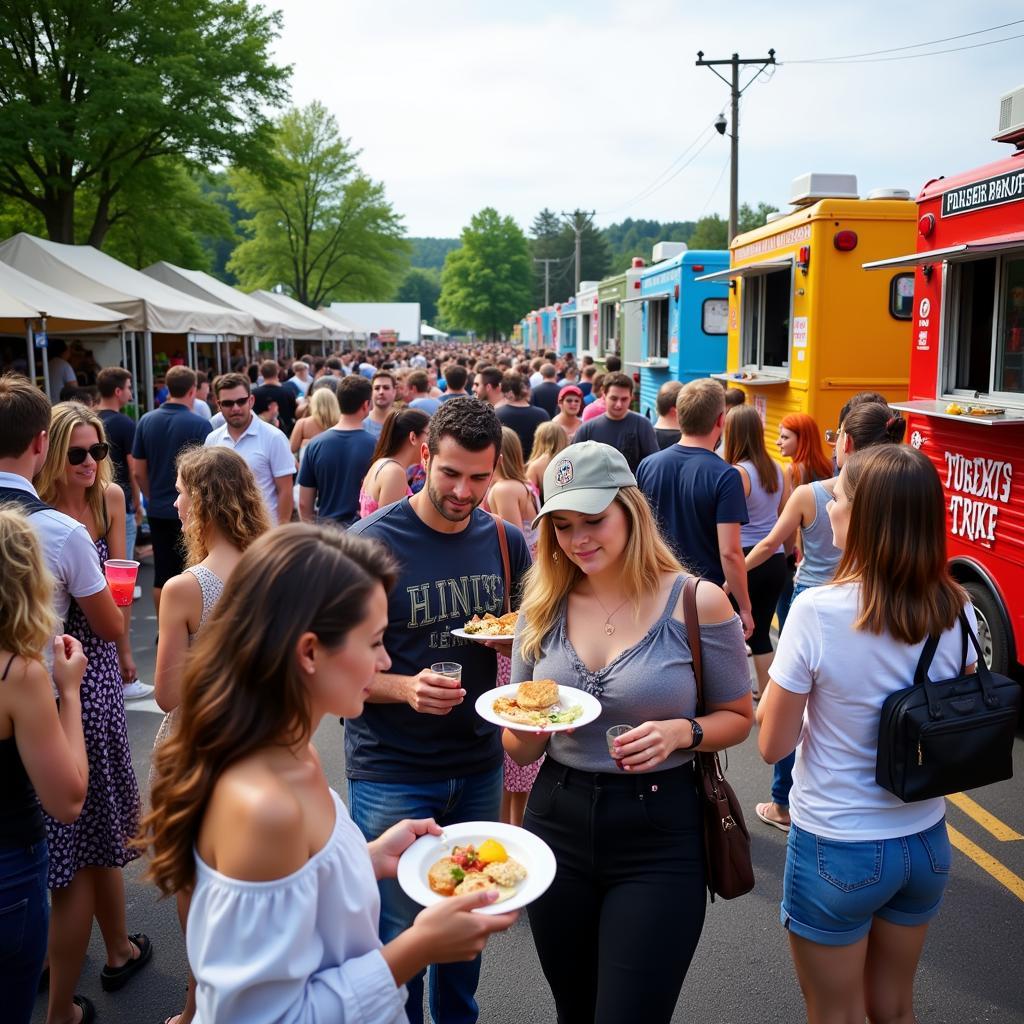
316, 306, 367, 336
420, 322, 448, 340
0, 233, 256, 409
251, 291, 353, 349
0, 260, 128, 394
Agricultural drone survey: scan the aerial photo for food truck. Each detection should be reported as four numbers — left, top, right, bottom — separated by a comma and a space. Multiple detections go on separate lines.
574, 281, 600, 361
696, 173, 917, 445
863, 85, 1024, 673
521, 306, 557, 353
596, 259, 646, 373
556, 297, 577, 356
633, 243, 730, 418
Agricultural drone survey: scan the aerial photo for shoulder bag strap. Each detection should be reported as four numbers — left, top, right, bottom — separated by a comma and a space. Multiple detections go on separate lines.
490, 513, 512, 614
682, 575, 705, 715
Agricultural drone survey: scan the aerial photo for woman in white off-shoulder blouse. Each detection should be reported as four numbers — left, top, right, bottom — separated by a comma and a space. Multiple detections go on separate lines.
139, 524, 516, 1024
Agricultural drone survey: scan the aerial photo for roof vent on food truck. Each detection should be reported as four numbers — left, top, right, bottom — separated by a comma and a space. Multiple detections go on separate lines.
994, 83, 1024, 147
651, 241, 687, 263
789, 173, 859, 207
865, 187, 911, 201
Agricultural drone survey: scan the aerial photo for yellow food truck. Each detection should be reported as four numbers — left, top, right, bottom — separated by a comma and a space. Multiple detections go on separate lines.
696, 173, 918, 441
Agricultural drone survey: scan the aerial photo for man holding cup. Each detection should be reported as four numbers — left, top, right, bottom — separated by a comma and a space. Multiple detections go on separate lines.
348, 398, 531, 1024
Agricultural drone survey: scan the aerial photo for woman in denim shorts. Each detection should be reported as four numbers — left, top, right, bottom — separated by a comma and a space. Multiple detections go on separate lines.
757, 445, 975, 1024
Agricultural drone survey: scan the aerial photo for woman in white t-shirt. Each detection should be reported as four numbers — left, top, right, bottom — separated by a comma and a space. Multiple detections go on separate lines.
758, 444, 975, 1024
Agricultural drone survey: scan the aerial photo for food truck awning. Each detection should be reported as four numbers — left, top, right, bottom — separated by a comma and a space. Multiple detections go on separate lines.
622, 289, 673, 303
693, 259, 792, 283
862, 231, 1024, 270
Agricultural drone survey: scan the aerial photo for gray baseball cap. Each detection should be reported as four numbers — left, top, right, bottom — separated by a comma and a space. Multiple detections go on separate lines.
533, 441, 637, 527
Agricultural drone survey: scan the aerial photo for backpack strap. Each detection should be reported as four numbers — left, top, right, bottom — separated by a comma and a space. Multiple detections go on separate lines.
489, 513, 512, 614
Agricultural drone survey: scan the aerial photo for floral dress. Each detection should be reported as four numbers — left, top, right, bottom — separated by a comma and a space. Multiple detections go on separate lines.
43, 537, 141, 888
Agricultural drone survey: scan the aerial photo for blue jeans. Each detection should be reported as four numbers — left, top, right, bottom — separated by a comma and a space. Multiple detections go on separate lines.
348, 765, 503, 1024
770, 582, 814, 808
782, 819, 951, 945
0, 841, 49, 1024
124, 510, 138, 562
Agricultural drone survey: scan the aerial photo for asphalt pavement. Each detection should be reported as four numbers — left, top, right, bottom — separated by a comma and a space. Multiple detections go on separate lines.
30, 560, 1024, 1023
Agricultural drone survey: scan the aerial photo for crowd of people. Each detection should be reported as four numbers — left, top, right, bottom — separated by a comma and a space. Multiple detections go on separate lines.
0, 339, 979, 1024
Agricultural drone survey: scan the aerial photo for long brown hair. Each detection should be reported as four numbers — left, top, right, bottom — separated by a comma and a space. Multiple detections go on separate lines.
139, 524, 397, 895
724, 405, 779, 493
176, 446, 271, 565
780, 412, 832, 485
369, 407, 430, 464
494, 427, 528, 484
833, 446, 964, 644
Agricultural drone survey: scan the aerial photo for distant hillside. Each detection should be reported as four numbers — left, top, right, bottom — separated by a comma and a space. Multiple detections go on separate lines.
409, 237, 461, 270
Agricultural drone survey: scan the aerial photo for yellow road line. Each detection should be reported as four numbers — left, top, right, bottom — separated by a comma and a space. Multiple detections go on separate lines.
947, 824, 1024, 902
947, 792, 1024, 842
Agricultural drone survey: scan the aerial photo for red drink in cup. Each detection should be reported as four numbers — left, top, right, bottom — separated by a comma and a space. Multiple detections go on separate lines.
104, 559, 140, 607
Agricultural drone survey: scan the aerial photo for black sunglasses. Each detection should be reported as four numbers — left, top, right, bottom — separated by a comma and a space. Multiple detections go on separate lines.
218, 396, 250, 408
67, 443, 109, 465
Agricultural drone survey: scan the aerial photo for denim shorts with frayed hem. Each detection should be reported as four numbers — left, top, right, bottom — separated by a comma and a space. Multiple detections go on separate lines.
781, 818, 951, 946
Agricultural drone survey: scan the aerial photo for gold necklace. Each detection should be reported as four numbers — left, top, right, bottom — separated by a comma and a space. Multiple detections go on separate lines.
591, 591, 630, 637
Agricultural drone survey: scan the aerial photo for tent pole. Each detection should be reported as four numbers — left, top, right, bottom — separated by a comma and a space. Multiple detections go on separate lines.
216, 335, 224, 375
144, 330, 154, 413
25, 322, 35, 387
39, 322, 51, 398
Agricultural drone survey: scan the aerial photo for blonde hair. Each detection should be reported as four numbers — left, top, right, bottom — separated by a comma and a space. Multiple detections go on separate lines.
308, 387, 340, 432
529, 422, 568, 463
0, 507, 57, 662
519, 487, 681, 662
176, 446, 272, 564
36, 402, 113, 529
495, 427, 528, 484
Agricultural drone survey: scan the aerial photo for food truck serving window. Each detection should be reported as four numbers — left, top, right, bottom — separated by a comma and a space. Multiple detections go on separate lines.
741, 267, 792, 372
647, 298, 669, 359
703, 298, 728, 335
599, 301, 617, 355
890, 274, 914, 320
561, 315, 577, 349
946, 253, 1024, 400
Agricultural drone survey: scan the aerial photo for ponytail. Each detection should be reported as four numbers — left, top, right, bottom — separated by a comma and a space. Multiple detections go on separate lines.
844, 403, 905, 451
370, 407, 430, 463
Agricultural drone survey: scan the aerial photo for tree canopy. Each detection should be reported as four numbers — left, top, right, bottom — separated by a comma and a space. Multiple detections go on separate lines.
228, 101, 408, 307
0, 0, 289, 246
438, 208, 531, 339
527, 208, 612, 308
395, 268, 441, 323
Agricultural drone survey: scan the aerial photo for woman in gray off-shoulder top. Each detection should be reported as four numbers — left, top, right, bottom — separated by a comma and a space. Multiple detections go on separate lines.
504, 441, 753, 1024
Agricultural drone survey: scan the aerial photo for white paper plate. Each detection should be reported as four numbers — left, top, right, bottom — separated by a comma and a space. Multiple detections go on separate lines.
397, 821, 556, 915
449, 627, 513, 644
475, 682, 602, 734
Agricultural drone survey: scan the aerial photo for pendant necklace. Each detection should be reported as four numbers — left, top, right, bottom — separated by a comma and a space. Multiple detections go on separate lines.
591, 591, 630, 637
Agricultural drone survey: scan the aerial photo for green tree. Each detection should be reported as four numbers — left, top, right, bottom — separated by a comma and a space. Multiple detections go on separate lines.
438, 208, 531, 339
559, 210, 611, 292
228, 102, 409, 307
688, 213, 728, 250
395, 268, 440, 323
407, 237, 460, 270
0, 0, 289, 246
528, 207, 571, 308
738, 201, 779, 234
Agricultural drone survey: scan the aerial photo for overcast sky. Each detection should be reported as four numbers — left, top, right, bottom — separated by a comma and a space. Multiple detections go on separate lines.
271, 1, 1024, 239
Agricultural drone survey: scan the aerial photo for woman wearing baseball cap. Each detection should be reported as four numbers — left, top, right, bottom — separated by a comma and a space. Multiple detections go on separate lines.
505, 441, 753, 1024
551, 385, 584, 442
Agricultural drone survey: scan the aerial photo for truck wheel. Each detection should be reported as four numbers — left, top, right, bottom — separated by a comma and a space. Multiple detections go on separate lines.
963, 581, 1010, 675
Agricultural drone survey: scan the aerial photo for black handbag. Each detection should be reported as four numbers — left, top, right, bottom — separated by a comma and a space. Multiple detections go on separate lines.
876, 611, 1021, 802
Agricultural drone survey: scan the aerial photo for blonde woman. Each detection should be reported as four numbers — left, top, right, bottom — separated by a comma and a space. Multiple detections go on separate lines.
35, 402, 151, 1023
505, 441, 753, 1024
0, 509, 88, 1024
525, 421, 567, 499
290, 385, 339, 457
152, 445, 271, 1024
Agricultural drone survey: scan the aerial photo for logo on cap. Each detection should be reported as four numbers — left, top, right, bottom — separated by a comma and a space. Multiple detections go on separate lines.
554, 458, 574, 487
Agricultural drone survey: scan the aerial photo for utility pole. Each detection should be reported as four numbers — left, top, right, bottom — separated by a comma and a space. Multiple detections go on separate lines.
696, 49, 775, 244
560, 210, 596, 293
534, 258, 559, 306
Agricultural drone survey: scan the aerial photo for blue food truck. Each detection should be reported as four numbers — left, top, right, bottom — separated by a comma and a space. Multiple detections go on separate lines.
632, 243, 731, 418
556, 297, 577, 356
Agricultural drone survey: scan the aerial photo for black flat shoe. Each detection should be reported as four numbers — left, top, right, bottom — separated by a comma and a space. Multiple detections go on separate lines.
74, 994, 96, 1024
100, 932, 153, 991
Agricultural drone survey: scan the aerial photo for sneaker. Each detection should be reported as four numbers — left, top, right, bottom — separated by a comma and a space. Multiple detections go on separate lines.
122, 679, 154, 701
133, 585, 142, 601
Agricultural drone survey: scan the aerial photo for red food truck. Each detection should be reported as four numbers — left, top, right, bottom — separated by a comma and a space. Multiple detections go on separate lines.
864, 84, 1024, 673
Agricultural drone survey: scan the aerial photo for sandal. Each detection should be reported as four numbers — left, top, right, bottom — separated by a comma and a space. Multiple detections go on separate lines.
755, 801, 791, 833
73, 995, 96, 1024
100, 932, 153, 991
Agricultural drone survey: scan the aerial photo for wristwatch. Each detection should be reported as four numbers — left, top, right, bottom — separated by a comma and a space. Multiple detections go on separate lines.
685, 718, 703, 750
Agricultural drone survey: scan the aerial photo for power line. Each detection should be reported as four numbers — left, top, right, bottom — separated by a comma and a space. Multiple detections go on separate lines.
698, 151, 731, 218
786, 20, 1024, 63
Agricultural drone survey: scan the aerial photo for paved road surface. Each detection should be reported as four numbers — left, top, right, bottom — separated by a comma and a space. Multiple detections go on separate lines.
31, 562, 1024, 1023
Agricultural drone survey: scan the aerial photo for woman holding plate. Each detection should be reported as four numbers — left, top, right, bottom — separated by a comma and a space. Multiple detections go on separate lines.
505, 441, 753, 1024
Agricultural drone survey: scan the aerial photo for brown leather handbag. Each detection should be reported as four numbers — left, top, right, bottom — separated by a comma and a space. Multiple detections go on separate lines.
682, 575, 755, 901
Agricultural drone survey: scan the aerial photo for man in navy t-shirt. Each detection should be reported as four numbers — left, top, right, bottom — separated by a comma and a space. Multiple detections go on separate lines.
348, 397, 530, 1024
298, 375, 376, 527
637, 377, 753, 637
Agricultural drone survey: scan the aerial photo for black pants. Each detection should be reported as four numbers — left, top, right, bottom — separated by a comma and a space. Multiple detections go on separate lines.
742, 548, 789, 655
524, 759, 706, 1024
148, 515, 185, 589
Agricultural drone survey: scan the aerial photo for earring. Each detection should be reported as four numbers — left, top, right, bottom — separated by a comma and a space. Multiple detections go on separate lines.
552, 550, 559, 562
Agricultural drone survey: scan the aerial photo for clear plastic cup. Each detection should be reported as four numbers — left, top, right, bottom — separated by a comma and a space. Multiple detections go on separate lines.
430, 662, 463, 683
606, 724, 633, 770
104, 559, 140, 607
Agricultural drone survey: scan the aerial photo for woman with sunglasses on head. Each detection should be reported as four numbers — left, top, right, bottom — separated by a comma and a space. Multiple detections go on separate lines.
758, 444, 971, 1024
35, 402, 150, 1024
744, 401, 905, 834
141, 525, 517, 1024
505, 441, 753, 1024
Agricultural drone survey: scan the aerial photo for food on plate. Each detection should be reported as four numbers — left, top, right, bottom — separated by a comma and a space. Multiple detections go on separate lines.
515, 679, 559, 710
945, 402, 964, 415
463, 610, 519, 637
967, 404, 1005, 416
427, 842, 528, 901
492, 681, 584, 728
